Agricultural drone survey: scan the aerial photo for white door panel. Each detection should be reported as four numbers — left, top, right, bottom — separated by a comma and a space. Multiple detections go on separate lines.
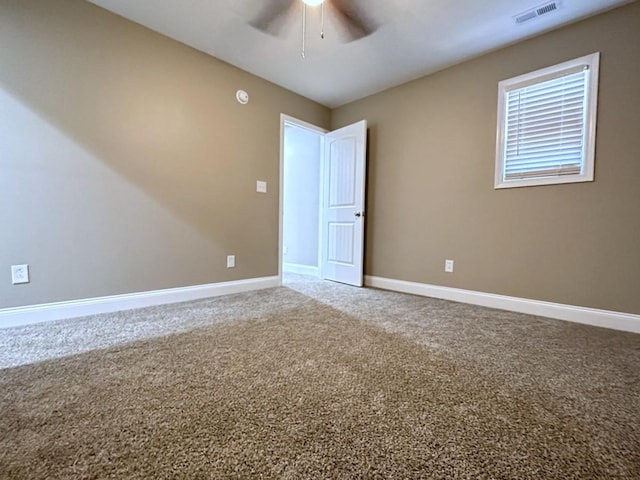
322, 120, 367, 287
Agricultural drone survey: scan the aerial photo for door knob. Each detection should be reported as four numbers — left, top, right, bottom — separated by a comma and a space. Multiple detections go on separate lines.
354, 211, 364, 217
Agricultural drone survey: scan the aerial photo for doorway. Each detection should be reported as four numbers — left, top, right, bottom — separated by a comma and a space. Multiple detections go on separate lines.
279, 114, 368, 287
280, 116, 326, 281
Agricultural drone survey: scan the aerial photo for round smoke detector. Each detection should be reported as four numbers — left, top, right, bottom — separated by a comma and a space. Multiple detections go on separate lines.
236, 90, 249, 105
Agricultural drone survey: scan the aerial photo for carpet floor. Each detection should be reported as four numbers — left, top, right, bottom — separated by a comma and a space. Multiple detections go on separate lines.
1, 276, 639, 478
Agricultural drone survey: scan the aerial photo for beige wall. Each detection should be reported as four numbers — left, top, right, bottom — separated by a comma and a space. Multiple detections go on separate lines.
0, 0, 330, 308
333, 2, 640, 314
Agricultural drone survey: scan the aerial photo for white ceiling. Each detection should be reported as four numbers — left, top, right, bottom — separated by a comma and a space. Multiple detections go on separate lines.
87, 0, 632, 108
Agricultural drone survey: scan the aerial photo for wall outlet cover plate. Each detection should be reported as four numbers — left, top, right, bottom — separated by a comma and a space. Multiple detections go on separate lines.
11, 264, 30, 284
445, 259, 454, 273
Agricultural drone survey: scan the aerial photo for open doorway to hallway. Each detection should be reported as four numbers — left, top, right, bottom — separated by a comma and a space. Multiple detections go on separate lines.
281, 118, 325, 280
280, 115, 368, 286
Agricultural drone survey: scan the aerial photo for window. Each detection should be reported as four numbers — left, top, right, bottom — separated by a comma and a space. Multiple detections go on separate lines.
494, 52, 600, 189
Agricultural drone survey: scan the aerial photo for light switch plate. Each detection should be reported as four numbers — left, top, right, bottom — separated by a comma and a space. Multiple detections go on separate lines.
227, 255, 235, 268
256, 180, 267, 193
11, 264, 29, 284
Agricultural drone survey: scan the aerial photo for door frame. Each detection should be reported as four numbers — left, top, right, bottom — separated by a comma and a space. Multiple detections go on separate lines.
278, 114, 328, 286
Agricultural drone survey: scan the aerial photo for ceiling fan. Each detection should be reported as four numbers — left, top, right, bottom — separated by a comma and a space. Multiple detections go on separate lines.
250, 0, 378, 53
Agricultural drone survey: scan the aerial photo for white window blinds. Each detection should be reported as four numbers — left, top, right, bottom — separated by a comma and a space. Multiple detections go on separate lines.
503, 68, 587, 180
494, 53, 599, 189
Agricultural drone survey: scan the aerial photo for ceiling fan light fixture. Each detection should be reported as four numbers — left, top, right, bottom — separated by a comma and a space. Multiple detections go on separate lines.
302, 0, 325, 6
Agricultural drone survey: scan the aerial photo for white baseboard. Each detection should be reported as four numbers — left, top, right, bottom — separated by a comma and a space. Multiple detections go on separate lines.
0, 276, 280, 329
365, 275, 640, 334
283, 262, 320, 277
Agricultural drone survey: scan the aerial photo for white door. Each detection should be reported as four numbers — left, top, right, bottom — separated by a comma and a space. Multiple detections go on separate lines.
321, 120, 367, 287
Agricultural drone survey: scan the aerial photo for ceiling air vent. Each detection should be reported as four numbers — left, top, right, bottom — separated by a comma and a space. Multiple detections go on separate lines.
515, 1, 560, 25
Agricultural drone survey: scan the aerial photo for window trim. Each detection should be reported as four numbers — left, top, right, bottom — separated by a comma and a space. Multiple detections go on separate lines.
494, 52, 600, 189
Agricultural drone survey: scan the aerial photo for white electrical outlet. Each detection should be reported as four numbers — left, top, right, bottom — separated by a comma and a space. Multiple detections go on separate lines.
11, 264, 30, 284
227, 255, 235, 268
256, 180, 267, 193
445, 259, 454, 273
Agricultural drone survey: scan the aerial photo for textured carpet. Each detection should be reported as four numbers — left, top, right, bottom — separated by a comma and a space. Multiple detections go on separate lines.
1, 276, 639, 478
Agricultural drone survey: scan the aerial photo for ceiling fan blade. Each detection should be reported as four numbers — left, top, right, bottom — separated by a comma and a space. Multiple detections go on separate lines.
329, 0, 378, 42
250, 0, 297, 36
